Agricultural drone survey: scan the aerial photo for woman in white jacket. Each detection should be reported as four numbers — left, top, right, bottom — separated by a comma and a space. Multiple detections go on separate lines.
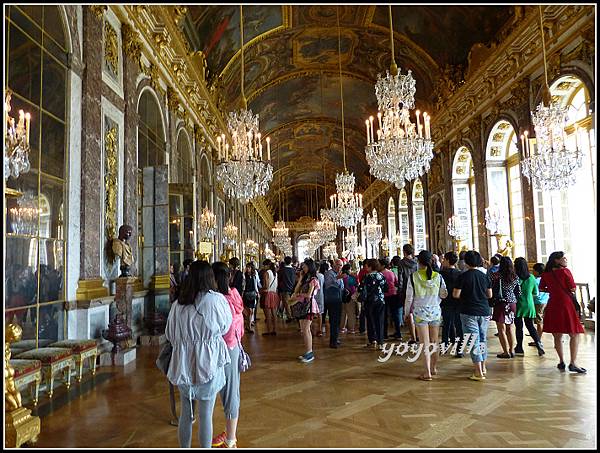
405, 250, 448, 381
165, 260, 232, 448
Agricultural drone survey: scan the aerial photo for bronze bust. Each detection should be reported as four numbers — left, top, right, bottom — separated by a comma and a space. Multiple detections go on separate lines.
111, 225, 134, 277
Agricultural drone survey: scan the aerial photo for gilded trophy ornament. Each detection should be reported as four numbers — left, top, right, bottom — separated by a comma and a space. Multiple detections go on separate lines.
104, 21, 119, 77
108, 225, 135, 278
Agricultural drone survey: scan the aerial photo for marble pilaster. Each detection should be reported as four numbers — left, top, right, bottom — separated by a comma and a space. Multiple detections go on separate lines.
153, 165, 169, 277
79, 7, 105, 285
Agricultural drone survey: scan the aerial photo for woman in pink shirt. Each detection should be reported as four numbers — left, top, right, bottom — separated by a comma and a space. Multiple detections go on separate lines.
379, 258, 400, 340
211, 262, 244, 448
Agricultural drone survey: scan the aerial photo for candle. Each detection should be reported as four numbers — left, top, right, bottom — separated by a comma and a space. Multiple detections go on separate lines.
575, 125, 580, 150
377, 111, 382, 132
25, 112, 30, 144
359, 194, 363, 207
217, 136, 222, 159
365, 120, 371, 143
330, 195, 334, 208
520, 134, 525, 157
524, 131, 529, 156
425, 113, 430, 139
377, 129, 381, 141
369, 116, 374, 143
416, 110, 421, 134
266, 137, 271, 160
225, 143, 229, 160
418, 124, 423, 138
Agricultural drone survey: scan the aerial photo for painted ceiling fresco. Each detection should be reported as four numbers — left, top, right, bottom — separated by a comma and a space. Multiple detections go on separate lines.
181, 5, 515, 220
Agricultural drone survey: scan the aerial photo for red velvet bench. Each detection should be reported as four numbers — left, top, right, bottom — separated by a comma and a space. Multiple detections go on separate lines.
10, 359, 43, 406
50, 340, 98, 382
15, 347, 74, 398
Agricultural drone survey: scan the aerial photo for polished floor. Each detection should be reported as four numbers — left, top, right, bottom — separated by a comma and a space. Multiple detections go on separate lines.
33, 318, 596, 448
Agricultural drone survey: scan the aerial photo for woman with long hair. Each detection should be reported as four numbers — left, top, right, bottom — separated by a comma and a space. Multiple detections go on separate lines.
261, 260, 279, 336
291, 258, 321, 363
165, 261, 232, 448
211, 262, 244, 448
242, 262, 260, 334
315, 261, 327, 337
339, 264, 359, 334
405, 250, 448, 380
513, 257, 544, 357
540, 251, 586, 373
490, 256, 521, 358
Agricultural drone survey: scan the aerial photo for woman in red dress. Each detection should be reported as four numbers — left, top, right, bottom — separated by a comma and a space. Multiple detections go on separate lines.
540, 251, 586, 373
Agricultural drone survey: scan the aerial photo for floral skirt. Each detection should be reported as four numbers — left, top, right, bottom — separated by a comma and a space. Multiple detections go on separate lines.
263, 292, 279, 310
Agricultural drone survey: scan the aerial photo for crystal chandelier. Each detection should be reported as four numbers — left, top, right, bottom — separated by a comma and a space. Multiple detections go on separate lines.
199, 206, 216, 241
365, 208, 383, 249
447, 215, 464, 240
223, 218, 238, 249
264, 246, 275, 261
484, 205, 504, 235
328, 9, 364, 229
4, 90, 32, 180
245, 239, 259, 257
323, 242, 338, 260
315, 216, 337, 243
8, 191, 40, 236
364, 6, 434, 189
344, 226, 358, 258
309, 230, 324, 249
381, 237, 389, 255
521, 6, 583, 191
215, 6, 273, 204
272, 220, 289, 247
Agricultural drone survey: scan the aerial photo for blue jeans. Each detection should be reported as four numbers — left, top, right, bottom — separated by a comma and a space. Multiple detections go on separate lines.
460, 314, 490, 363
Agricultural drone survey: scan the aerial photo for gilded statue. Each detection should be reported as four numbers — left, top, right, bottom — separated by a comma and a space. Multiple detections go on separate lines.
108, 225, 135, 277
497, 239, 514, 257
5, 324, 23, 411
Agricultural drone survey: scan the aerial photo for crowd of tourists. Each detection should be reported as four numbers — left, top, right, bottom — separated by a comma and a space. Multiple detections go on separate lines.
163, 246, 587, 447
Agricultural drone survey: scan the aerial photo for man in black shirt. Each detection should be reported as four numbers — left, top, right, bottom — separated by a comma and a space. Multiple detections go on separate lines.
453, 250, 493, 381
440, 251, 463, 356
278, 256, 296, 323
228, 257, 244, 295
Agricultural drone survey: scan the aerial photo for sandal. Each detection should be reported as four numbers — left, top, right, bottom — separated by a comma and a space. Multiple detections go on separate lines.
418, 374, 433, 381
568, 364, 587, 374
557, 362, 566, 370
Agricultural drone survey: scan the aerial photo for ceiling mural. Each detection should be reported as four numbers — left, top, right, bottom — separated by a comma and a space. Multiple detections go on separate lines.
179, 5, 514, 220
371, 5, 515, 65
186, 5, 285, 77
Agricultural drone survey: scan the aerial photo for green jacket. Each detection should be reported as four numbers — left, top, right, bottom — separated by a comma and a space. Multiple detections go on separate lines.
517, 274, 538, 318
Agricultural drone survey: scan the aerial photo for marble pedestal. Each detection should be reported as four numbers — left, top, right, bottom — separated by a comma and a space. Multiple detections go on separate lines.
140, 334, 167, 346
99, 347, 137, 367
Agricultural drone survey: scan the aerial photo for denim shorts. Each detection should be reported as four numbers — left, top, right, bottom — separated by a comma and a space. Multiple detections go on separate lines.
413, 305, 442, 327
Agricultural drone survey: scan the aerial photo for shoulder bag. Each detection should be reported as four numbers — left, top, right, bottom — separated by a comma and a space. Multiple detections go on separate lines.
550, 271, 581, 316
490, 276, 507, 308
235, 331, 251, 373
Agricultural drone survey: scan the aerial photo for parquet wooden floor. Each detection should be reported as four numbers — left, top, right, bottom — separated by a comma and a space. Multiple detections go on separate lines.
32, 319, 596, 448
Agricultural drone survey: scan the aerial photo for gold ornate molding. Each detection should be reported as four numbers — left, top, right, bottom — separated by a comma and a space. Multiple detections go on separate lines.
173, 6, 188, 25
121, 23, 143, 72
104, 122, 118, 241
89, 5, 107, 20
103, 20, 119, 77
150, 274, 170, 290
76, 279, 109, 301
167, 87, 180, 113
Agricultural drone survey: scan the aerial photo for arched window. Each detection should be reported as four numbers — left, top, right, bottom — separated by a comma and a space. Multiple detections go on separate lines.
485, 120, 525, 257
398, 188, 410, 245
5, 5, 68, 342
200, 155, 211, 210
452, 147, 479, 250
387, 197, 396, 249
297, 234, 311, 262
533, 76, 595, 296
138, 90, 165, 169
171, 129, 192, 184
412, 179, 426, 253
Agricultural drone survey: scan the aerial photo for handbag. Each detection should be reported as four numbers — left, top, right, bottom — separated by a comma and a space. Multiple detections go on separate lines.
550, 271, 581, 316
291, 296, 311, 319
156, 340, 172, 375
235, 331, 251, 373
490, 277, 507, 308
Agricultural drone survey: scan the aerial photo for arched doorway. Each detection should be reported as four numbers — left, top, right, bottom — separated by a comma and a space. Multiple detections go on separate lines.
412, 178, 427, 253
297, 234, 311, 262
452, 147, 479, 250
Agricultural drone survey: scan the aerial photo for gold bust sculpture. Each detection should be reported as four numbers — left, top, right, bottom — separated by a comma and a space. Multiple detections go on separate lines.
497, 239, 514, 257
111, 225, 134, 277
5, 324, 23, 411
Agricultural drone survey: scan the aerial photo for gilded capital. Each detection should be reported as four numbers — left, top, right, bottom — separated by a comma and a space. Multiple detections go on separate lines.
173, 6, 188, 25
167, 87, 180, 113
89, 5, 108, 20
121, 24, 142, 65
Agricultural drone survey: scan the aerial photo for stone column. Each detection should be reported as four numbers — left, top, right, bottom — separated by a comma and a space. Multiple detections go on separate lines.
151, 165, 170, 315
76, 6, 108, 300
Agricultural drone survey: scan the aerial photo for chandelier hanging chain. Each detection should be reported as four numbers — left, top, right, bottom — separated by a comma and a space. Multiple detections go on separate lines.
336, 7, 347, 172
388, 5, 397, 76
539, 5, 549, 94
240, 5, 246, 109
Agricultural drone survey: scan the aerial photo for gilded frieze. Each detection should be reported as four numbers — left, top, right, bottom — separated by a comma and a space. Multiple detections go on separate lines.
104, 119, 119, 241
104, 20, 119, 79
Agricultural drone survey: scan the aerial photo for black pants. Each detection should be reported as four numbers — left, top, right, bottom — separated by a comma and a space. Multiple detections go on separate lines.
441, 305, 464, 349
515, 316, 540, 350
366, 301, 385, 344
384, 295, 402, 338
325, 299, 342, 346
359, 304, 366, 333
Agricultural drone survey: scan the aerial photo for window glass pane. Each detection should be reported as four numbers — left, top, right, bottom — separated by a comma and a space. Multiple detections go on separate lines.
15, 5, 43, 28
8, 24, 41, 105
42, 51, 66, 119
38, 302, 65, 342
5, 306, 38, 342
169, 221, 182, 250
169, 195, 181, 216
42, 6, 66, 51
39, 176, 64, 239
6, 172, 40, 235
40, 112, 65, 178
184, 217, 194, 250
11, 6, 42, 42
5, 237, 39, 309
38, 239, 65, 302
